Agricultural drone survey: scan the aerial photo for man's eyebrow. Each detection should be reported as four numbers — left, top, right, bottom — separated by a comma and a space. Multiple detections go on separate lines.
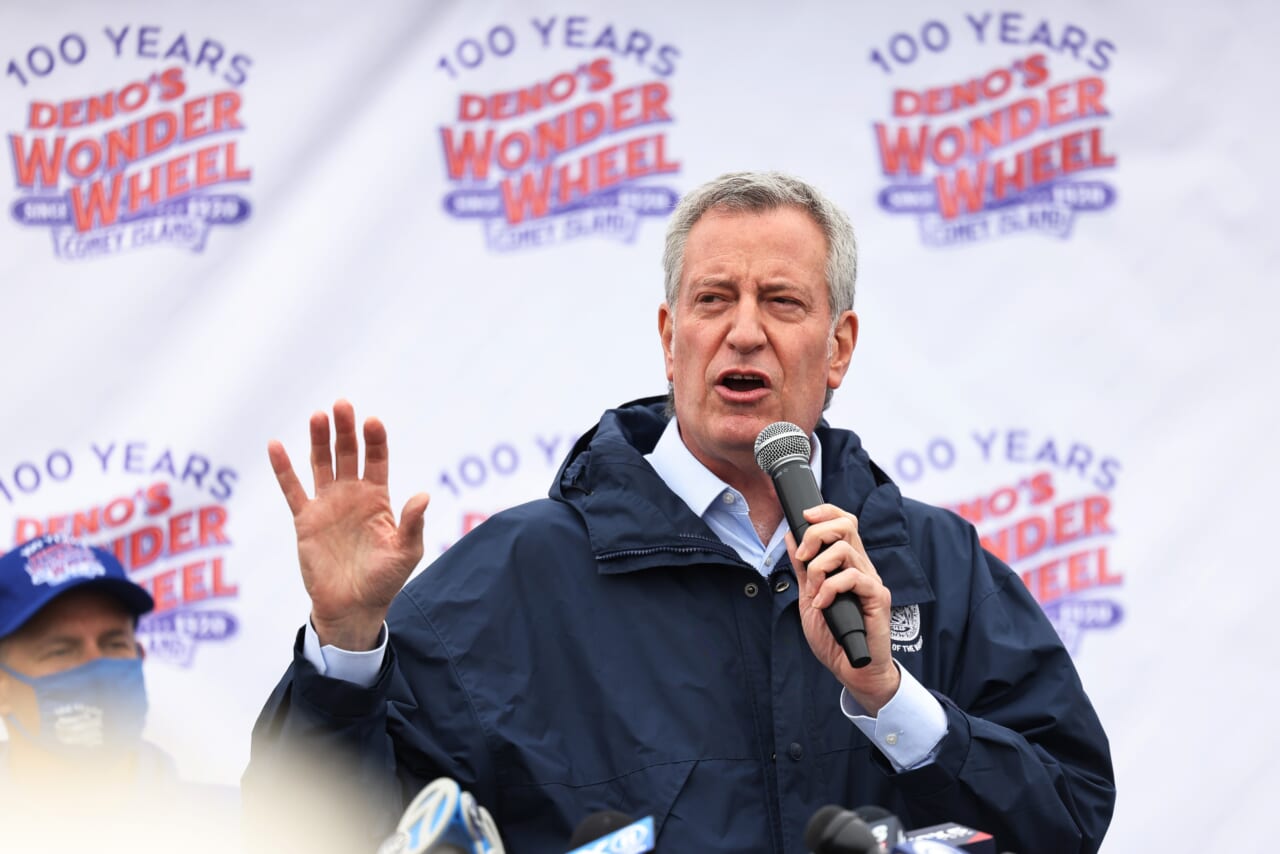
28, 632, 83, 651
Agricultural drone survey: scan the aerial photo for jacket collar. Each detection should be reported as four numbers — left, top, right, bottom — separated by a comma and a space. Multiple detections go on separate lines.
551, 398, 935, 606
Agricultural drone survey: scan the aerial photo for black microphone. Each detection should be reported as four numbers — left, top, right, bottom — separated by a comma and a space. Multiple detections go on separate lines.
754, 421, 871, 668
805, 805, 881, 854
851, 805, 906, 851
567, 810, 635, 847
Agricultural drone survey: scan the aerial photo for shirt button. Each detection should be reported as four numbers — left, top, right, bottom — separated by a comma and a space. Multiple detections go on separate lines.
885, 733, 899, 746
744, 582, 759, 598
722, 493, 735, 504
787, 742, 803, 761
774, 577, 790, 593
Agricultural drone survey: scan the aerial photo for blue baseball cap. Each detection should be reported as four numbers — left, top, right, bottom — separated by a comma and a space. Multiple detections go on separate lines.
0, 535, 154, 639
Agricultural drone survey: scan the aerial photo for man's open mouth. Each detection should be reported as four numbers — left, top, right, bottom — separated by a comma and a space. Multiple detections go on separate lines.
719, 372, 768, 392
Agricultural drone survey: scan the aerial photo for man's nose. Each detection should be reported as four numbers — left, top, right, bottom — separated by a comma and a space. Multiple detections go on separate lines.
726, 300, 766, 352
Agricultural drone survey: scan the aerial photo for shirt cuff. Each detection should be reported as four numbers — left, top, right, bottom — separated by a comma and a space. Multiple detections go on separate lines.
840, 662, 947, 771
301, 618, 388, 688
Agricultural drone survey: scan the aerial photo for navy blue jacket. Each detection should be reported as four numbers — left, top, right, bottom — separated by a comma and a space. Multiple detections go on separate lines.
246, 399, 1114, 853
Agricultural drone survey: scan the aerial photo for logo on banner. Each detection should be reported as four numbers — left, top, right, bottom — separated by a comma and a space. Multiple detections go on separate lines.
435, 16, 683, 251
2, 440, 241, 666
892, 429, 1125, 655
867, 12, 1118, 246
5, 25, 254, 259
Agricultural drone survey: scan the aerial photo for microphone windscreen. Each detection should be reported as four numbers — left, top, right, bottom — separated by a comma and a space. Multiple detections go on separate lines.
804, 805, 848, 851
754, 421, 810, 474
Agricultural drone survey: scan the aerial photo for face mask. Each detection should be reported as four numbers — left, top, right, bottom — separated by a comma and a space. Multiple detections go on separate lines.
1, 657, 148, 760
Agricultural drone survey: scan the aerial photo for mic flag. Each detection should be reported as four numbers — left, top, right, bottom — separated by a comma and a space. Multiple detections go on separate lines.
754, 421, 871, 668
375, 777, 505, 854
564, 815, 655, 854
903, 823, 995, 854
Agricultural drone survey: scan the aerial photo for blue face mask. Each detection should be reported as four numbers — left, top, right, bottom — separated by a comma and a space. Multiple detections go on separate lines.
1, 657, 148, 760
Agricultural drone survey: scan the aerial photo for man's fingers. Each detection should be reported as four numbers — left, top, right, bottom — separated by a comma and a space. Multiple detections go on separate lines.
309, 411, 333, 491
268, 440, 308, 517
812, 566, 882, 610
363, 417, 389, 486
332, 399, 360, 480
795, 511, 859, 563
398, 492, 431, 552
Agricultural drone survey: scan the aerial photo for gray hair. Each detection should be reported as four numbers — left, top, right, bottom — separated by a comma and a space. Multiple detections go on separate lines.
662, 171, 858, 317
661, 172, 858, 415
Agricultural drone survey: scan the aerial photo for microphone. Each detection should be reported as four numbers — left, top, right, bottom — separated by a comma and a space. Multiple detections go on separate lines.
851, 805, 906, 851
755, 422, 871, 668
804, 805, 880, 854
375, 777, 505, 854
564, 814, 655, 853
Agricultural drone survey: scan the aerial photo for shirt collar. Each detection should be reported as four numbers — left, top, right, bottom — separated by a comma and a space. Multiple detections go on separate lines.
645, 417, 822, 519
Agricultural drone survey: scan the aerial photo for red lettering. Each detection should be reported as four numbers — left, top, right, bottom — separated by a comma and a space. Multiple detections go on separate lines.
198, 506, 230, 547
169, 512, 195, 556
210, 92, 244, 133
181, 560, 209, 603
28, 101, 58, 129
441, 127, 495, 180
69, 173, 124, 230
9, 135, 65, 187
500, 166, 553, 224
874, 123, 929, 176
934, 161, 987, 219
211, 557, 237, 597
164, 152, 191, 197
151, 569, 179, 612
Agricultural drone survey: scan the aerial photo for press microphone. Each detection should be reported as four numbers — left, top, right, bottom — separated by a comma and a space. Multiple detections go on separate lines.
564, 814, 655, 853
375, 777, 505, 854
754, 421, 871, 668
804, 804, 880, 854
851, 805, 906, 851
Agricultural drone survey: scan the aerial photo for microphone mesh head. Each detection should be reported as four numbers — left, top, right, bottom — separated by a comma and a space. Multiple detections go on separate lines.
754, 421, 811, 475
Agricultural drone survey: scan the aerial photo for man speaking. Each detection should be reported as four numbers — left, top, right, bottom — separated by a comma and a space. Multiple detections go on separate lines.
245, 172, 1115, 852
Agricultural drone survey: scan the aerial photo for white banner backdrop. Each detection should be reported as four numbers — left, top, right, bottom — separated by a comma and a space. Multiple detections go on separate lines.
2, 1, 1277, 849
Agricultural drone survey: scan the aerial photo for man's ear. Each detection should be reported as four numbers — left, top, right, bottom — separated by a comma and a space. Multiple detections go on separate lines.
826, 310, 859, 390
658, 303, 675, 382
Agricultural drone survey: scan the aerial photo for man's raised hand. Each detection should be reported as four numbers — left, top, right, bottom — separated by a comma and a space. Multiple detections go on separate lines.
268, 400, 429, 651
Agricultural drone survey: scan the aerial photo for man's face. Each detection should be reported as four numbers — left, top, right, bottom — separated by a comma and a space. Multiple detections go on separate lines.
0, 587, 141, 732
659, 206, 857, 476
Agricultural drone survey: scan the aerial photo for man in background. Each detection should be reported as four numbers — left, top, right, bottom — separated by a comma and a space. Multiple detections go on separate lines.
0, 534, 157, 794
1, 534, 236, 852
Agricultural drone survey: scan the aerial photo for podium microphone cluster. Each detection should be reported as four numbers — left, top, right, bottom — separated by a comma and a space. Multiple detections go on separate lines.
754, 421, 871, 668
